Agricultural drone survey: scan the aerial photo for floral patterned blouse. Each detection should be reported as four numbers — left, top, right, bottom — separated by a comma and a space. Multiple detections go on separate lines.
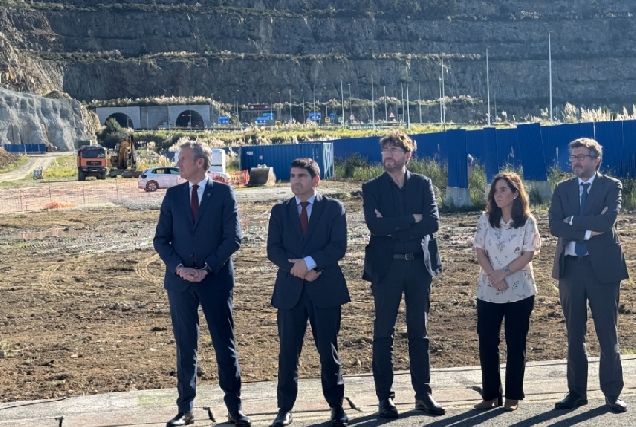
473, 213, 541, 303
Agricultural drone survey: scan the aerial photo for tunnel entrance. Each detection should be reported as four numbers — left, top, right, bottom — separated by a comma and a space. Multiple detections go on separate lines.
105, 113, 134, 129
175, 110, 204, 128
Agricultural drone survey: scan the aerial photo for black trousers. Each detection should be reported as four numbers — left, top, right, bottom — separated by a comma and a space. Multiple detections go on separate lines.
477, 296, 534, 401
371, 258, 432, 400
559, 256, 623, 398
276, 287, 344, 411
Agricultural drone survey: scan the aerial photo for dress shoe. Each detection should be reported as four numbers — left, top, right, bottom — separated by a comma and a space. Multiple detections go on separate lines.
415, 394, 446, 416
330, 405, 349, 427
503, 399, 519, 411
228, 410, 252, 427
555, 393, 588, 409
271, 410, 293, 427
474, 397, 502, 410
378, 398, 399, 418
606, 396, 628, 413
166, 411, 194, 427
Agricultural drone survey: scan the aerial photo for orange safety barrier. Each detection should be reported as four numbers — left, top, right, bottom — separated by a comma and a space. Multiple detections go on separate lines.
231, 170, 249, 187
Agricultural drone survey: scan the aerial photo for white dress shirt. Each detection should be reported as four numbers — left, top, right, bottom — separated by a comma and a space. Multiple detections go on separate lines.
189, 176, 209, 204
564, 174, 596, 256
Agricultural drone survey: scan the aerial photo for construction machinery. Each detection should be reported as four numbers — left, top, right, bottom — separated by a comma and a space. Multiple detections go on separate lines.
109, 135, 142, 178
77, 144, 107, 181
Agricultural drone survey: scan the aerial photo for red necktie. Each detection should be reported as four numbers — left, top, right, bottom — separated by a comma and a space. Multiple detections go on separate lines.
190, 184, 199, 220
300, 201, 309, 235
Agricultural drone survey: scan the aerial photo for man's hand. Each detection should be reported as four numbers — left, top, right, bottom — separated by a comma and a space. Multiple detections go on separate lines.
176, 267, 207, 282
601, 207, 608, 214
413, 214, 423, 223
304, 270, 322, 282
288, 259, 309, 278
375, 209, 383, 218
563, 216, 570, 223
591, 230, 604, 237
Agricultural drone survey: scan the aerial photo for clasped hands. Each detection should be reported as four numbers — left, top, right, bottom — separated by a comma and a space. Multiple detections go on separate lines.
288, 259, 321, 282
563, 206, 608, 237
487, 269, 508, 292
176, 266, 208, 283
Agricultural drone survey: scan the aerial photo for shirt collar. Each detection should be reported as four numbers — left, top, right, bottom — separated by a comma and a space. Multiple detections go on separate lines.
190, 176, 209, 189
578, 174, 596, 186
295, 194, 316, 205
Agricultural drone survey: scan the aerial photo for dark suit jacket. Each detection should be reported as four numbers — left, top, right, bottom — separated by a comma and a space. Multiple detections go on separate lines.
549, 173, 629, 283
154, 180, 242, 291
362, 171, 442, 283
267, 193, 350, 310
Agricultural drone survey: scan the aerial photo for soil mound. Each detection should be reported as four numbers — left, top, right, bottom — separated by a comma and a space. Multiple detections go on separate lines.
0, 148, 18, 170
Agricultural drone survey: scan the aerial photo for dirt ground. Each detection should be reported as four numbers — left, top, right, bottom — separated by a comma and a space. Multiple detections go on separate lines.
1, 184, 636, 403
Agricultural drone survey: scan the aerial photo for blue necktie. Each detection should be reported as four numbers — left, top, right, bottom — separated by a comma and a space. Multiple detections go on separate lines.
574, 182, 590, 257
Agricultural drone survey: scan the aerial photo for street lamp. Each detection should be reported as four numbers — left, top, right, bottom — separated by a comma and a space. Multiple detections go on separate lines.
236, 89, 239, 124
301, 89, 305, 123
348, 83, 352, 123
289, 89, 292, 123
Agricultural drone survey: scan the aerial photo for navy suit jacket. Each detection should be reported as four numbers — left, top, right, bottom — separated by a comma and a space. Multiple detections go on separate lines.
362, 171, 442, 283
267, 193, 350, 310
153, 180, 242, 291
549, 173, 629, 283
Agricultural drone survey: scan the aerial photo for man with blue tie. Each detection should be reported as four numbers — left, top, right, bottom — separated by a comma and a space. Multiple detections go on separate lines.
154, 142, 251, 427
267, 158, 350, 427
549, 138, 629, 413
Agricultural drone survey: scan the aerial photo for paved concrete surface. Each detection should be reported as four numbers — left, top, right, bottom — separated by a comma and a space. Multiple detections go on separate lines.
2, 356, 635, 427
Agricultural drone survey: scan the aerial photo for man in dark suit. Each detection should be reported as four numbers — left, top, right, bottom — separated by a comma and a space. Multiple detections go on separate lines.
154, 142, 251, 427
549, 137, 629, 413
362, 131, 444, 418
267, 158, 350, 427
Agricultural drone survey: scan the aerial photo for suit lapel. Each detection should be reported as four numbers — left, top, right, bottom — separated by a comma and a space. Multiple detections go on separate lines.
567, 177, 581, 215
304, 193, 325, 243
288, 197, 304, 239
584, 173, 605, 215
182, 183, 195, 226
193, 180, 215, 228
379, 173, 398, 217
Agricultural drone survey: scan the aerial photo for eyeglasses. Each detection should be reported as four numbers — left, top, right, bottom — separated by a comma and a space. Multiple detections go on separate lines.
381, 148, 405, 155
569, 154, 596, 162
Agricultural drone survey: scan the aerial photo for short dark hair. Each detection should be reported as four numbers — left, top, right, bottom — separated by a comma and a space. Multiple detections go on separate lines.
290, 158, 320, 178
569, 137, 603, 171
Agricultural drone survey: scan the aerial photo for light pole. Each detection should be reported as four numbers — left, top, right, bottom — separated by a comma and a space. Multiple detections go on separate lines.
301, 89, 305, 123
418, 83, 422, 124
289, 89, 292, 123
371, 75, 375, 130
340, 81, 345, 129
384, 85, 387, 121
313, 85, 316, 123
348, 83, 352, 123
278, 91, 281, 121
236, 89, 239, 124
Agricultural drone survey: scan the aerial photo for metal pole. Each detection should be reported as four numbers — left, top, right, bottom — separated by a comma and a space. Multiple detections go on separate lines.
549, 33, 553, 125
441, 58, 446, 125
419, 83, 422, 124
384, 86, 387, 121
289, 89, 292, 123
348, 83, 352, 123
486, 48, 491, 125
313, 85, 316, 123
302, 89, 305, 123
405, 66, 410, 129
400, 84, 404, 123
439, 77, 443, 124
340, 81, 345, 129
372, 75, 375, 130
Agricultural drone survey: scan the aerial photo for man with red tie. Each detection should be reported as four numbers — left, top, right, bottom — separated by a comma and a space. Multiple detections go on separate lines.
154, 142, 250, 427
267, 158, 350, 427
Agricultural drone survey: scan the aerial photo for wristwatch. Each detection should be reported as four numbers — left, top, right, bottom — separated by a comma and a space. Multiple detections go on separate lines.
503, 265, 511, 276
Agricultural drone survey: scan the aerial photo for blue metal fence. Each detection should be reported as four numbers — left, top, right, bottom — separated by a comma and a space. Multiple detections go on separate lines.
3, 144, 46, 154
447, 129, 468, 188
239, 142, 334, 181
517, 123, 547, 181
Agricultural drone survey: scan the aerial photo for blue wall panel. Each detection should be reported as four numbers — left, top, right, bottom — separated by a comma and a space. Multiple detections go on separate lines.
483, 127, 498, 182
240, 143, 334, 181
446, 129, 468, 188
495, 128, 520, 168
621, 120, 636, 177
413, 132, 447, 163
466, 130, 485, 166
594, 121, 623, 176
517, 123, 547, 180
540, 123, 595, 171
333, 137, 381, 164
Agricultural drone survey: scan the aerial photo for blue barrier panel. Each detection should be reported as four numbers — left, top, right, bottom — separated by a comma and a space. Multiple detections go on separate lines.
594, 121, 624, 176
333, 137, 382, 164
466, 130, 485, 166
620, 120, 636, 177
540, 123, 594, 171
413, 132, 447, 163
483, 127, 498, 182
517, 123, 547, 180
240, 142, 334, 181
447, 129, 468, 188
4, 144, 25, 153
495, 128, 520, 168
39, 144, 47, 153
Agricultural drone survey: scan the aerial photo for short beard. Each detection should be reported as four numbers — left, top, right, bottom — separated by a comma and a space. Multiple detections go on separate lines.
383, 159, 405, 173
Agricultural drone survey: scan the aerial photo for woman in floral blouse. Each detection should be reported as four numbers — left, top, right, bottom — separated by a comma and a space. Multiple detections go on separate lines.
473, 172, 541, 412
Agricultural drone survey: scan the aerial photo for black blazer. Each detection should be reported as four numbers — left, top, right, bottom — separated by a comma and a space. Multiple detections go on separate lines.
153, 180, 241, 291
267, 194, 350, 310
362, 171, 442, 283
548, 173, 629, 283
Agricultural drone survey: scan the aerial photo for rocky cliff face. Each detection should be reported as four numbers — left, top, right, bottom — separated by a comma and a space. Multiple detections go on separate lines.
1, 0, 636, 123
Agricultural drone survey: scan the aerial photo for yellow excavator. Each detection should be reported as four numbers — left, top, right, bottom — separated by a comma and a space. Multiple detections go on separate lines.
109, 135, 142, 178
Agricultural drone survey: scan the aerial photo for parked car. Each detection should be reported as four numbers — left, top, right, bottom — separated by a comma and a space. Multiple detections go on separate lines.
138, 167, 184, 192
